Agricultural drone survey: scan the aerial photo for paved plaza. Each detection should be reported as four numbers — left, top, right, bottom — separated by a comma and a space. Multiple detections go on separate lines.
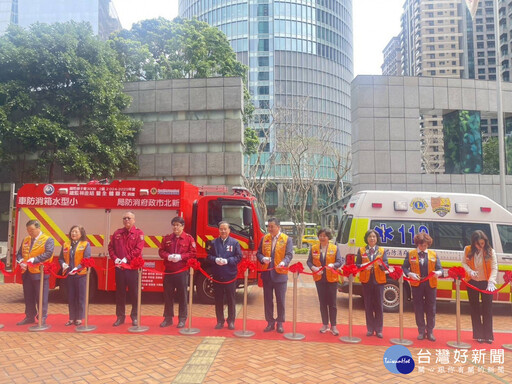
0, 255, 511, 383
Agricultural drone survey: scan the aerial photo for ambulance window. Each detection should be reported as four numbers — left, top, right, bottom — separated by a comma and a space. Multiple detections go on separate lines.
497, 225, 512, 253
370, 220, 431, 248
337, 215, 352, 244
433, 222, 492, 250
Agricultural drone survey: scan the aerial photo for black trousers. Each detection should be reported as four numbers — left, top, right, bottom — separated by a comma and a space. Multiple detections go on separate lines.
263, 280, 287, 324
467, 279, 494, 340
115, 268, 138, 319
67, 274, 87, 321
213, 280, 236, 323
315, 281, 338, 326
22, 272, 49, 321
163, 271, 188, 322
411, 282, 436, 334
362, 282, 384, 333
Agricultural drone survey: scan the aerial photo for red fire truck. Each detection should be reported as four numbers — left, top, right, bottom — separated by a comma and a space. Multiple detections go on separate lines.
4, 180, 266, 303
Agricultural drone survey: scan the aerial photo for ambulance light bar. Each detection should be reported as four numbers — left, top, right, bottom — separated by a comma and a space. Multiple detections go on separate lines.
455, 203, 469, 213
393, 201, 408, 211
372, 203, 382, 209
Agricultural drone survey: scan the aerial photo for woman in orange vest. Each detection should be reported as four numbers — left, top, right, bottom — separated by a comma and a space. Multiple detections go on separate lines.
307, 228, 343, 335
355, 229, 388, 338
59, 225, 91, 326
461, 230, 498, 344
402, 233, 442, 341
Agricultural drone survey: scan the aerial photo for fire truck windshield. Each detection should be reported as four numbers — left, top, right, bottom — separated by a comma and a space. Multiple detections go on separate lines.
253, 201, 267, 235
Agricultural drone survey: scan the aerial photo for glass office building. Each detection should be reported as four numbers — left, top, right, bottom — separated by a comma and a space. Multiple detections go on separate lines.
179, 0, 353, 208
0, 0, 121, 39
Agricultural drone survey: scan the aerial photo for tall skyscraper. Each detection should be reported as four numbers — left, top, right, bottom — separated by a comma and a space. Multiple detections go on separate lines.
179, 0, 353, 210
381, 36, 402, 76
0, 0, 121, 39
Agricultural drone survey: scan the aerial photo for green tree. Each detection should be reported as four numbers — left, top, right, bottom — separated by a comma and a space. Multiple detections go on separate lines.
111, 17, 256, 152
482, 137, 499, 174
0, 22, 141, 184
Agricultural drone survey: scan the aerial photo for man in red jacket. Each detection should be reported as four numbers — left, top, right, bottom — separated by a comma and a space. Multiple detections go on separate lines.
159, 216, 197, 328
108, 211, 144, 327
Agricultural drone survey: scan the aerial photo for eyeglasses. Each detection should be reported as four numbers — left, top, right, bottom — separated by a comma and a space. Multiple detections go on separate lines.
123, 217, 133, 221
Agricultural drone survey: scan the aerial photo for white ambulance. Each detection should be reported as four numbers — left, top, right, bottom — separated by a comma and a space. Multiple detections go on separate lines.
336, 190, 512, 312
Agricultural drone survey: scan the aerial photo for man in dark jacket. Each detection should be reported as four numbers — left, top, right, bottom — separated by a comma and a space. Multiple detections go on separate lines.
158, 216, 197, 328
207, 221, 242, 330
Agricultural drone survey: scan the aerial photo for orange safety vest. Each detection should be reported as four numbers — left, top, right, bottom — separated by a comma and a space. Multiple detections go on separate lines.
62, 241, 89, 276
463, 245, 492, 282
358, 246, 386, 284
311, 243, 339, 283
408, 249, 438, 288
21, 233, 53, 274
260, 233, 289, 274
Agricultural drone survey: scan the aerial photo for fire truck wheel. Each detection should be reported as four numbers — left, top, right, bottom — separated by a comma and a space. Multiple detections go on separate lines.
382, 279, 400, 313
195, 272, 215, 304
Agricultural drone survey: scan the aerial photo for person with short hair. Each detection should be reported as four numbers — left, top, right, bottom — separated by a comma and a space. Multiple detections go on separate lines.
15, 219, 55, 326
207, 221, 242, 330
402, 232, 442, 341
256, 217, 293, 334
355, 229, 388, 338
307, 228, 343, 335
108, 211, 144, 327
159, 216, 197, 329
59, 225, 91, 326
462, 230, 498, 344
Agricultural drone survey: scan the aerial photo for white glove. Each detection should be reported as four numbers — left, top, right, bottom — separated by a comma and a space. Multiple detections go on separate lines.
174, 254, 182, 262
121, 257, 128, 264
434, 270, 443, 277
486, 282, 497, 292
327, 263, 334, 268
470, 270, 478, 278
69, 267, 78, 275
215, 257, 223, 265
311, 266, 320, 272
27, 258, 35, 264
408, 272, 420, 281
115, 258, 122, 265
168, 254, 175, 262
278, 262, 285, 267
221, 258, 228, 265
262, 257, 271, 264
62, 263, 69, 271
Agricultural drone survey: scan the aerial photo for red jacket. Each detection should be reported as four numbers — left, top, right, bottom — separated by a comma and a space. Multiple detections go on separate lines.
159, 232, 197, 272
108, 226, 145, 262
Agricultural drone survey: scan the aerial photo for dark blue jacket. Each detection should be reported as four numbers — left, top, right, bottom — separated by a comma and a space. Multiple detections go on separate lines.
207, 236, 242, 281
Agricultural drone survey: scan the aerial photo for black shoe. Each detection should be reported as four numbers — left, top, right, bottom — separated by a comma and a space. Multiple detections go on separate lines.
484, 339, 493, 344
65, 320, 75, 326
376, 332, 383, 339
214, 322, 224, 329
132, 319, 138, 327
177, 321, 186, 328
160, 318, 173, 327
366, 331, 373, 337
417, 333, 425, 340
227, 322, 235, 330
17, 318, 35, 326
263, 323, 275, 332
113, 317, 125, 327
427, 333, 436, 342
276, 323, 284, 333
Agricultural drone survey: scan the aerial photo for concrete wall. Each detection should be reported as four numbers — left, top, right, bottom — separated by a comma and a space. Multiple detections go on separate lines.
123, 77, 245, 187
351, 75, 512, 210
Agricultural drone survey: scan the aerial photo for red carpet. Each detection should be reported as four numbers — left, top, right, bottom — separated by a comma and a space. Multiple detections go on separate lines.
0, 313, 510, 349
